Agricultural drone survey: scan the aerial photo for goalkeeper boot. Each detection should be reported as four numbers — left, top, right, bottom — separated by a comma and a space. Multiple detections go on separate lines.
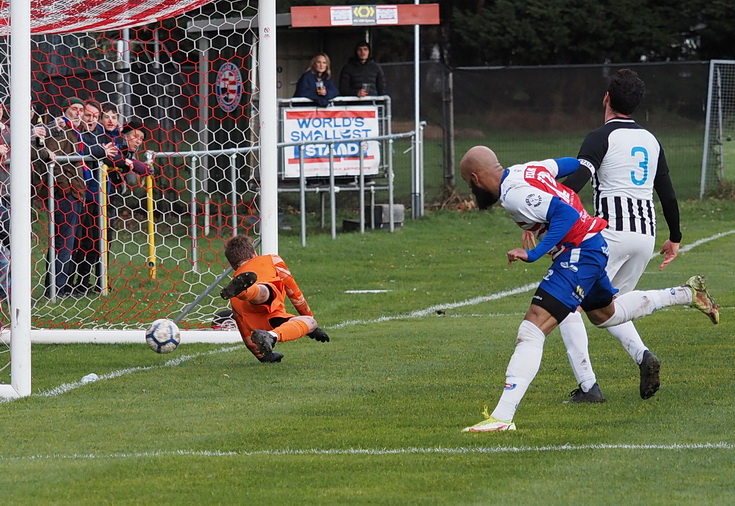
566, 382, 606, 403
639, 350, 661, 400
684, 275, 719, 324
220, 271, 257, 300
461, 405, 516, 432
251, 329, 277, 355
260, 351, 284, 363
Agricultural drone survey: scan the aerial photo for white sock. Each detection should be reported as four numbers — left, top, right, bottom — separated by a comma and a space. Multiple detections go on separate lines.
596, 286, 691, 328
491, 320, 546, 422
559, 311, 597, 391
605, 321, 647, 364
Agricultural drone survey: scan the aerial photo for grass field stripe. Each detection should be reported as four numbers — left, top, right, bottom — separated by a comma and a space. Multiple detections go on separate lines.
675, 229, 735, 255
0, 346, 242, 404
344, 289, 393, 293
334, 228, 735, 330
3, 229, 732, 404
331, 282, 538, 329
1, 442, 732, 461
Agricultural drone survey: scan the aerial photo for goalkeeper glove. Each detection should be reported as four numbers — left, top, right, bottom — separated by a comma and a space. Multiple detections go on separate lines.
220, 271, 257, 300
308, 327, 330, 342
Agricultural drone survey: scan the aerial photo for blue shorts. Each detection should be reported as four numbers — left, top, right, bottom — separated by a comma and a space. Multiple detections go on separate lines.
537, 234, 618, 314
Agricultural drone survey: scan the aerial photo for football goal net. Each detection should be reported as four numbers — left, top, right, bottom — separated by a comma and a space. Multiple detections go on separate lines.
701, 60, 735, 198
0, 0, 268, 397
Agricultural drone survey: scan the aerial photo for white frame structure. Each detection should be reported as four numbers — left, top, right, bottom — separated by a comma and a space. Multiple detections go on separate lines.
1, 0, 32, 399
700, 59, 735, 199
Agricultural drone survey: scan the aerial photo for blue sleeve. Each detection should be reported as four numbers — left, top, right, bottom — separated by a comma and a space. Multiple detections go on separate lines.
554, 157, 581, 178
524, 196, 580, 262
80, 135, 107, 158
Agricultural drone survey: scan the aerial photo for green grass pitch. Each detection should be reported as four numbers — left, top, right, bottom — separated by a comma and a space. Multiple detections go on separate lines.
1, 199, 734, 504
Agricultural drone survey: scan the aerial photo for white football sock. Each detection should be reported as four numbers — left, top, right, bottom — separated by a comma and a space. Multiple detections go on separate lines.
605, 321, 647, 364
559, 311, 597, 391
491, 320, 546, 422
596, 286, 691, 328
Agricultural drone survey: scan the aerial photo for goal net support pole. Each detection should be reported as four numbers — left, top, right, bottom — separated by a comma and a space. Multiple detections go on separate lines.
259, 0, 278, 255
0, 0, 32, 399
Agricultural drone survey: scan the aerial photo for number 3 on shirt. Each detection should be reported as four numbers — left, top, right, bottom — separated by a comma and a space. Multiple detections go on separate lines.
630, 146, 648, 185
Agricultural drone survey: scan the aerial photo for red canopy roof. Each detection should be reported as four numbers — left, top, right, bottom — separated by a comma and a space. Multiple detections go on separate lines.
0, 0, 214, 35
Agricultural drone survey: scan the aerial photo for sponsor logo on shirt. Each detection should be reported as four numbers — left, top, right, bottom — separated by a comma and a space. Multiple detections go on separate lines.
525, 193, 543, 207
560, 261, 578, 272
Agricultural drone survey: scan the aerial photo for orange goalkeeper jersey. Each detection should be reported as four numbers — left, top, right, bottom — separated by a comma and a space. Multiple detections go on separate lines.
230, 254, 313, 333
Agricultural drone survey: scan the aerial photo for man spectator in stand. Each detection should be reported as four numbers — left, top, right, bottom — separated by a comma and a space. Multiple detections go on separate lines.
70, 99, 117, 295
0, 101, 9, 299
105, 118, 153, 230
339, 41, 387, 97
100, 103, 126, 231
108, 118, 150, 178
35, 113, 87, 298
49, 97, 85, 135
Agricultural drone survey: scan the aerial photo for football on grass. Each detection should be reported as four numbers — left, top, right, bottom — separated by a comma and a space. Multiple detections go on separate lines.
145, 319, 181, 354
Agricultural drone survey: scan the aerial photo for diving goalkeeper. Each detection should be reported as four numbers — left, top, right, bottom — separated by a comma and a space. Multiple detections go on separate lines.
220, 235, 329, 363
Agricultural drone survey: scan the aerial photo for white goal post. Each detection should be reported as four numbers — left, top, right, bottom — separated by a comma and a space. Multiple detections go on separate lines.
1, 0, 32, 399
700, 59, 735, 198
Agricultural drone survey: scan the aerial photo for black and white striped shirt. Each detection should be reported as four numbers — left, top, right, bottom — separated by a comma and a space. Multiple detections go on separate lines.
574, 118, 681, 242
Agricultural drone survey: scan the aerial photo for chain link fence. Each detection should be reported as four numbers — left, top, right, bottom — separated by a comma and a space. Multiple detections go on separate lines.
384, 61, 711, 202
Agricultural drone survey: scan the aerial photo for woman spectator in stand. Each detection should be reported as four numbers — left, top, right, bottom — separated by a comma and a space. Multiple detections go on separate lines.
293, 53, 338, 107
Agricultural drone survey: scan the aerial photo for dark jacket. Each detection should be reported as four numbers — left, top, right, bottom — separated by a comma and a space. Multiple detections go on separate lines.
34, 128, 87, 201
294, 71, 338, 107
339, 58, 387, 96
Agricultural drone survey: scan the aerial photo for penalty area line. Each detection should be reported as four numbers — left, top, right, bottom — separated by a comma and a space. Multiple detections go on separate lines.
1, 442, 733, 462
330, 282, 538, 329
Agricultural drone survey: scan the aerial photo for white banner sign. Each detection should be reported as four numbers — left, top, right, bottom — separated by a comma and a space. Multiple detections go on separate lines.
282, 106, 381, 178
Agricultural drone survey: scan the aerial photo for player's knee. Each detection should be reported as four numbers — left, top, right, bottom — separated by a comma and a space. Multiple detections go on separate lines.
292, 315, 317, 333
301, 316, 318, 333
516, 320, 545, 349
587, 304, 616, 327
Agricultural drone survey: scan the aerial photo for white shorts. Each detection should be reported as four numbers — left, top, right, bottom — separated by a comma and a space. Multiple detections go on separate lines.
601, 228, 656, 294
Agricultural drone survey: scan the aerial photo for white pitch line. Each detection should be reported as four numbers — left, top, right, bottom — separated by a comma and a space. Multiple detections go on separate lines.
2, 229, 733, 405
344, 289, 393, 293
330, 282, 538, 329
675, 229, 735, 254
0, 346, 241, 404
0, 442, 732, 462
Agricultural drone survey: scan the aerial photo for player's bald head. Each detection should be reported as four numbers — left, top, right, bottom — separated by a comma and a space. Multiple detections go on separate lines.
460, 145, 501, 180
460, 146, 504, 210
